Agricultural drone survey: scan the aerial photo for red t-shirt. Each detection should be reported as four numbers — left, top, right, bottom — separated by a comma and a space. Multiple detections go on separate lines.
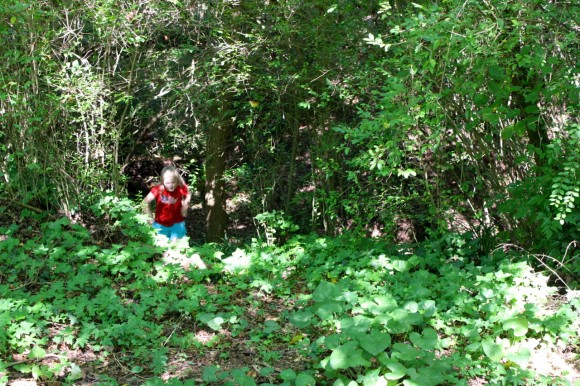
150, 184, 189, 226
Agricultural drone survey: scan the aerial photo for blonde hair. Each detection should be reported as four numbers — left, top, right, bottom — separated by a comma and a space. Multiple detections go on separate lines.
160, 165, 185, 186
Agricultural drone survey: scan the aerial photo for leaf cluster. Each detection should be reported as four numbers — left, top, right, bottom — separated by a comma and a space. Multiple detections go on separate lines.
2, 202, 577, 385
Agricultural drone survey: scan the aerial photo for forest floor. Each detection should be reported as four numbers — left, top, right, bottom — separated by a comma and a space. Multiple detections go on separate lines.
1, 197, 579, 386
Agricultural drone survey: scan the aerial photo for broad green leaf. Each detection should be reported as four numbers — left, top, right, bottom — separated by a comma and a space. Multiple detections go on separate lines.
502, 126, 514, 140
404, 301, 418, 313
328, 341, 370, 370
503, 317, 528, 337
329, 342, 357, 370
361, 369, 387, 386
392, 343, 424, 361
231, 369, 257, 386
405, 366, 446, 386
409, 328, 439, 351
131, 366, 144, 373
280, 369, 297, 381
289, 311, 314, 328
419, 300, 437, 317
391, 259, 409, 272
197, 313, 225, 331
66, 363, 83, 382
313, 301, 343, 320
362, 294, 398, 315
381, 359, 406, 380
506, 348, 531, 366
28, 346, 46, 360
333, 379, 358, 386
358, 330, 391, 356
313, 281, 340, 302
296, 372, 316, 386
341, 316, 372, 336
482, 337, 506, 362
263, 320, 281, 334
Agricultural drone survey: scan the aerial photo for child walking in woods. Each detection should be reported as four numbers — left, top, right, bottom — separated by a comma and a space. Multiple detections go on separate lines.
142, 165, 191, 241
143, 165, 207, 270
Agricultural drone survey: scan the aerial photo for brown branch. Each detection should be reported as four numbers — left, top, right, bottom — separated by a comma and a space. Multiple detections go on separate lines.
0, 198, 44, 214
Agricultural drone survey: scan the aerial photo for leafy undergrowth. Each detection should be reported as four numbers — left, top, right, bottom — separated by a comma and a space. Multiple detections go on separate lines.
0, 198, 579, 385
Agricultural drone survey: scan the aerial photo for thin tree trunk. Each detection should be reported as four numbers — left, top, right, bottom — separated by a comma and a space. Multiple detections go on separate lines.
205, 118, 229, 243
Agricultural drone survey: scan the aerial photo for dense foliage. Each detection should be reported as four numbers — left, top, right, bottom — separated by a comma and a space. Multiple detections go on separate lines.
0, 0, 579, 384
0, 202, 578, 385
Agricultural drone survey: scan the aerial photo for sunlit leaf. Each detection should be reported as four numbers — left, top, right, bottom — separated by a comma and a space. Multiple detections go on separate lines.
409, 328, 439, 351
28, 346, 46, 359
503, 317, 528, 337
482, 337, 506, 362
358, 329, 391, 356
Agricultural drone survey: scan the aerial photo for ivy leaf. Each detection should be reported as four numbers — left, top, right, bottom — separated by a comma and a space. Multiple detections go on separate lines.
358, 329, 391, 356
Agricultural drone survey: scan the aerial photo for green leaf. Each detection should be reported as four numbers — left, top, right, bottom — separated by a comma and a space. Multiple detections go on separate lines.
313, 301, 343, 320
313, 281, 341, 302
358, 330, 391, 356
506, 348, 531, 366
328, 341, 370, 370
131, 365, 144, 373
392, 343, 424, 361
28, 346, 46, 360
197, 313, 225, 331
296, 372, 316, 386
329, 342, 356, 370
482, 337, 507, 362
333, 379, 358, 386
381, 359, 407, 380
502, 317, 528, 337
361, 369, 388, 386
488, 65, 505, 81
231, 369, 257, 386
341, 316, 372, 336
409, 328, 439, 351
502, 126, 514, 140
66, 363, 84, 382
202, 366, 220, 382
289, 310, 314, 328
280, 369, 297, 381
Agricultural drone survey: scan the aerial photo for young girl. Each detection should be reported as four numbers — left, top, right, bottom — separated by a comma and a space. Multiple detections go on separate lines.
143, 165, 191, 240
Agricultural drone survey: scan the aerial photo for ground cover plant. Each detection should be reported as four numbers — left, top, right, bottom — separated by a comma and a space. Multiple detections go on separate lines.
0, 198, 578, 385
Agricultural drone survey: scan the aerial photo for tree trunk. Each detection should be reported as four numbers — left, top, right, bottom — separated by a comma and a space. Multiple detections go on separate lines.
205, 120, 229, 243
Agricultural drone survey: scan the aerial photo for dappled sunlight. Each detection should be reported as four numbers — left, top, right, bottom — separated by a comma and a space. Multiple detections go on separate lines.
1, 205, 578, 384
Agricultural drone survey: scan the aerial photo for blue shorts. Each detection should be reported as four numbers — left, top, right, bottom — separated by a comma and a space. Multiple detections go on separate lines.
153, 221, 186, 240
